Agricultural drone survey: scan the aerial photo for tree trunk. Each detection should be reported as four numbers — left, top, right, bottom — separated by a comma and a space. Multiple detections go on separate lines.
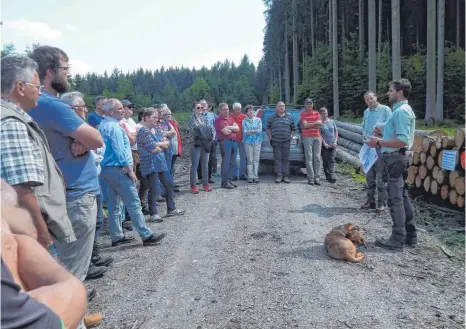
358, 0, 365, 62
338, 137, 363, 153
310, 0, 316, 56
368, 0, 377, 92
334, 121, 364, 134
329, 0, 333, 47
278, 64, 283, 101
435, 0, 445, 124
335, 148, 363, 173
332, 0, 340, 119
425, 0, 436, 126
341, 1, 346, 58
292, 0, 299, 104
377, 0, 382, 62
337, 128, 364, 144
284, 18, 291, 104
391, 0, 401, 80
456, 0, 460, 48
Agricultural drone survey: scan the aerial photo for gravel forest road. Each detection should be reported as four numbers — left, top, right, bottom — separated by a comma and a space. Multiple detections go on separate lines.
88, 167, 465, 329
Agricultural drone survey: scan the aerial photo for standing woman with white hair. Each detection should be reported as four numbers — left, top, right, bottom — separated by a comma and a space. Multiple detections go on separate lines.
161, 107, 182, 192
242, 105, 262, 183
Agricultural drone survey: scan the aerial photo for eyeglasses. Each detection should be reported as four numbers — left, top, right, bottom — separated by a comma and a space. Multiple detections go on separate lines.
196, 107, 202, 110
71, 105, 87, 109
21, 82, 44, 92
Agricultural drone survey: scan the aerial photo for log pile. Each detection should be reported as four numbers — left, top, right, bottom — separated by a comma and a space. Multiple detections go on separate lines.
334, 121, 465, 209
407, 128, 465, 209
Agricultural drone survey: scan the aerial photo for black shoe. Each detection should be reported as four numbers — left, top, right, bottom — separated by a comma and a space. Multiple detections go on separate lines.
111, 236, 135, 247
167, 209, 185, 217
92, 255, 114, 267
174, 184, 180, 188
314, 180, 321, 186
232, 176, 238, 181
221, 183, 235, 189
122, 221, 133, 231
361, 201, 376, 210
406, 236, 418, 247
156, 196, 166, 203
308, 180, 315, 185
143, 233, 167, 246
248, 179, 254, 183
275, 174, 283, 183
239, 175, 248, 181
329, 178, 336, 183
254, 179, 259, 183
86, 264, 107, 280
375, 236, 404, 251
282, 176, 291, 184
141, 207, 150, 215
230, 181, 238, 188
174, 187, 180, 192
87, 288, 97, 302
208, 178, 215, 184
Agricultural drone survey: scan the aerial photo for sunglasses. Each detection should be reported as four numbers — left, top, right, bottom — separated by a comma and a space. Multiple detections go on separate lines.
196, 107, 202, 110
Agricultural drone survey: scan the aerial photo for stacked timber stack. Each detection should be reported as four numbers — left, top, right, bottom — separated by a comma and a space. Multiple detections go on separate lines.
333, 121, 364, 173
407, 127, 465, 209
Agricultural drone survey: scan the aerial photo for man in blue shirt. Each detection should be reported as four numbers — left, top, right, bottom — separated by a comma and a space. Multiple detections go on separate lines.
99, 99, 166, 247
366, 78, 416, 251
87, 96, 106, 128
361, 91, 392, 211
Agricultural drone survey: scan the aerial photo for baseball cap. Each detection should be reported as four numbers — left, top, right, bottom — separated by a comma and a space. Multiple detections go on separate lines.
304, 98, 313, 104
121, 100, 132, 107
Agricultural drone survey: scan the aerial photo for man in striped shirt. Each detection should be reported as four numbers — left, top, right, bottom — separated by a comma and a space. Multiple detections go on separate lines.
267, 101, 295, 183
299, 98, 323, 185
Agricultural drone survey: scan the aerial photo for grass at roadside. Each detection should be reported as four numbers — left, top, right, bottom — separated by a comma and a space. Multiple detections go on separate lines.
336, 162, 366, 184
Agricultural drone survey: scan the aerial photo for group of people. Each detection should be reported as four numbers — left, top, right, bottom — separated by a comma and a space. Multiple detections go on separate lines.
0, 41, 418, 329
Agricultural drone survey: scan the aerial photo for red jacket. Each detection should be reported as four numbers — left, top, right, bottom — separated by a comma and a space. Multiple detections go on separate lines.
170, 120, 182, 156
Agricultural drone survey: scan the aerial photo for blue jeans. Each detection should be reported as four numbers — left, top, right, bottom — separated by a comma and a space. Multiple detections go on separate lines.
190, 145, 209, 186
55, 193, 97, 281
233, 141, 247, 177
147, 170, 176, 215
101, 167, 153, 243
219, 140, 238, 184
95, 190, 104, 239
99, 174, 108, 205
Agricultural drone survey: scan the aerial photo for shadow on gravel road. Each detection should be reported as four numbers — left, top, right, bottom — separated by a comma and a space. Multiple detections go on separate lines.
288, 204, 363, 218
279, 245, 329, 261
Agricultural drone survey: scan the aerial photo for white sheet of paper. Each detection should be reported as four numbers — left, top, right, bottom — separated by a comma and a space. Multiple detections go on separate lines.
359, 143, 378, 174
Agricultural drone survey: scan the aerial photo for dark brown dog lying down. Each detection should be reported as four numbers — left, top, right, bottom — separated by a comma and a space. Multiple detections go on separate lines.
325, 223, 367, 263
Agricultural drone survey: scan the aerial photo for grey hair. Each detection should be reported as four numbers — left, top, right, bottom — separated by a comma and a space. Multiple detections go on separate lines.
276, 101, 285, 106
61, 91, 84, 106
232, 102, 242, 110
161, 107, 172, 116
1, 55, 39, 94
102, 98, 121, 113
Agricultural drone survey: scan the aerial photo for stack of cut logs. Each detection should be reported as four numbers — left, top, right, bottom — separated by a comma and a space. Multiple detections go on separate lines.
407, 128, 465, 208
333, 121, 465, 209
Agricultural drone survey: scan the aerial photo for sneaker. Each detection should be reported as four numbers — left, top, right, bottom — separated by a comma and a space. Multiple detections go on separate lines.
174, 187, 180, 192
87, 288, 97, 302
254, 178, 259, 183
248, 179, 254, 183
282, 176, 291, 184
84, 313, 104, 328
308, 180, 315, 185
143, 233, 167, 246
111, 235, 135, 247
361, 201, 376, 210
221, 182, 235, 189
208, 178, 215, 184
91, 255, 114, 267
122, 221, 133, 231
275, 174, 283, 183
314, 180, 321, 186
86, 264, 107, 280
149, 214, 163, 223
191, 185, 199, 194
203, 185, 213, 192
167, 209, 185, 217
229, 181, 238, 188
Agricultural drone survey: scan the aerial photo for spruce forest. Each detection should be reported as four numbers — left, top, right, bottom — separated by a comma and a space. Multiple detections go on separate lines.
2, 0, 465, 124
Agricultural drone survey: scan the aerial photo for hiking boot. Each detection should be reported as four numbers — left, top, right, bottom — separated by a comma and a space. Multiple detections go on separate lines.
149, 214, 163, 223
174, 187, 180, 192
229, 181, 238, 188
91, 255, 114, 267
167, 208, 185, 217
221, 182, 235, 189
406, 236, 418, 247
361, 201, 376, 210
111, 235, 135, 247
84, 313, 104, 328
282, 176, 291, 184
87, 288, 97, 302
254, 178, 259, 183
314, 179, 321, 186
275, 174, 283, 183
122, 221, 133, 231
202, 185, 213, 192
375, 236, 404, 251
143, 233, 167, 246
191, 185, 199, 194
86, 264, 107, 280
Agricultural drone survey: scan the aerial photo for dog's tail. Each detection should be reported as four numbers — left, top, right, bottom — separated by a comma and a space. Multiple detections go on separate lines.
344, 251, 365, 263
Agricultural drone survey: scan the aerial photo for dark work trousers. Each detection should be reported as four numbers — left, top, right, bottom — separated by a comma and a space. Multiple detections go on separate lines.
147, 170, 176, 215
136, 162, 149, 209
219, 139, 238, 184
383, 152, 416, 243
321, 146, 336, 179
271, 139, 291, 175
198, 140, 218, 179
366, 146, 388, 204
170, 154, 179, 179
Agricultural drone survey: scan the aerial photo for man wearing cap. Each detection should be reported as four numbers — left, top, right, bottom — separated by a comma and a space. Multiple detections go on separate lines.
299, 98, 323, 185
366, 78, 416, 251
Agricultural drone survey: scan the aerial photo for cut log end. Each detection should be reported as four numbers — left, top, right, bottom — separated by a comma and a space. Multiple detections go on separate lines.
454, 127, 465, 148
407, 166, 419, 185
440, 185, 449, 200
419, 165, 428, 180
423, 176, 431, 193
430, 180, 438, 195
454, 177, 465, 196
415, 176, 422, 188
449, 189, 458, 205
457, 195, 465, 208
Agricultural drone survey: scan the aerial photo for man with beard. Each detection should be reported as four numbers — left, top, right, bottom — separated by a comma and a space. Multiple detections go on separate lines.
365, 79, 416, 251
28, 46, 104, 328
